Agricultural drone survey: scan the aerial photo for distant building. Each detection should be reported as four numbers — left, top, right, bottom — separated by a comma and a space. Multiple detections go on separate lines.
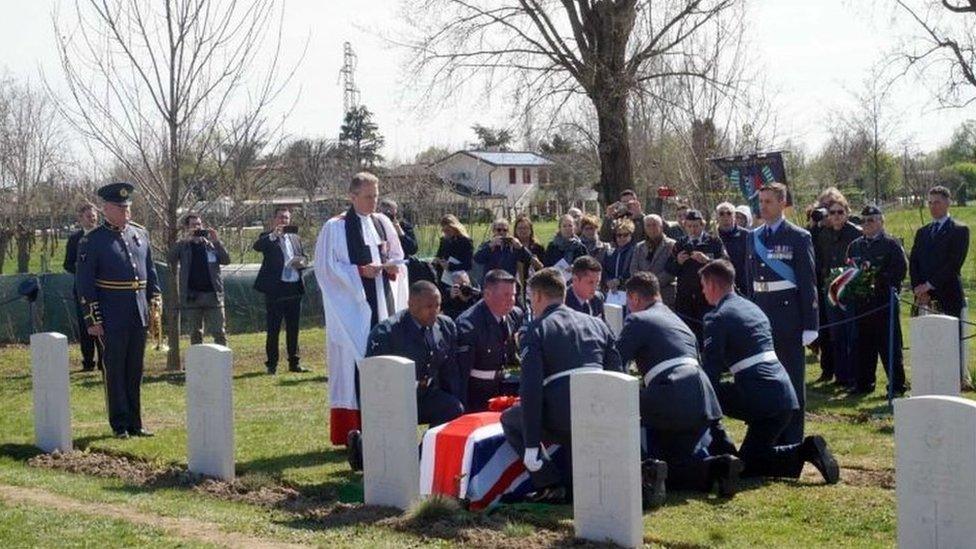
430, 150, 554, 212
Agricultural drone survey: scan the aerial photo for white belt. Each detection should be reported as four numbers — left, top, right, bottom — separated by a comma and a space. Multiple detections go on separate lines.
729, 351, 779, 374
543, 366, 602, 387
753, 280, 796, 292
642, 356, 699, 387
470, 368, 500, 381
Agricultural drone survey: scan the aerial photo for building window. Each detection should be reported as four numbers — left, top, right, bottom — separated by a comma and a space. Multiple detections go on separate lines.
508, 168, 517, 184
523, 168, 531, 184
539, 168, 549, 185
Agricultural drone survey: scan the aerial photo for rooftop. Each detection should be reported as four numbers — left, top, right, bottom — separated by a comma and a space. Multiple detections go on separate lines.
437, 150, 555, 167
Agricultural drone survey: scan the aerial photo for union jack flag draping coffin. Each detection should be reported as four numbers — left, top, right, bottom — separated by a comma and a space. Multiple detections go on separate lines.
419, 411, 563, 511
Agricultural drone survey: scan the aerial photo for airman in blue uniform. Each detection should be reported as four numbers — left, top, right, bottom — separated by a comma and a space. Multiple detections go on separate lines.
456, 270, 524, 412
501, 268, 622, 503
75, 182, 160, 439
747, 183, 818, 445
616, 272, 741, 502
564, 255, 605, 319
700, 260, 838, 483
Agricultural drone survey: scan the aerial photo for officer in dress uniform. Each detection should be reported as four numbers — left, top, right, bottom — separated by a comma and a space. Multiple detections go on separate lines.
345, 281, 465, 470
75, 182, 160, 439
64, 202, 103, 372
666, 209, 727, 344
500, 268, 622, 503
564, 255, 605, 319
456, 269, 524, 412
700, 260, 838, 483
747, 183, 818, 445
616, 272, 742, 505
846, 205, 908, 396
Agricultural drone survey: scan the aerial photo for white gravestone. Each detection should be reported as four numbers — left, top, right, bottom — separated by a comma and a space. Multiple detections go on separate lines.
571, 370, 642, 548
895, 395, 976, 548
358, 355, 419, 510
186, 344, 234, 481
31, 333, 72, 453
910, 315, 961, 396
605, 303, 624, 337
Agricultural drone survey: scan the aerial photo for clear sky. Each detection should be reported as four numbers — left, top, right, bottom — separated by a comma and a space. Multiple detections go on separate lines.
0, 0, 967, 163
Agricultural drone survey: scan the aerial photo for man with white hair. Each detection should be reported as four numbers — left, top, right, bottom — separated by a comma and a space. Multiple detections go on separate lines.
314, 172, 409, 448
566, 207, 583, 235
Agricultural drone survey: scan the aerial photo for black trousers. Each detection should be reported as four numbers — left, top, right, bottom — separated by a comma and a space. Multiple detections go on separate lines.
102, 326, 146, 433
855, 300, 905, 392
817, 303, 834, 379
265, 293, 301, 368
418, 386, 464, 427
74, 300, 102, 369
500, 403, 569, 489
738, 411, 803, 479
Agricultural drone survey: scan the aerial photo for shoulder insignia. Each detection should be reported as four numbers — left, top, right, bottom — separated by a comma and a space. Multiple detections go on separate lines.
128, 221, 146, 230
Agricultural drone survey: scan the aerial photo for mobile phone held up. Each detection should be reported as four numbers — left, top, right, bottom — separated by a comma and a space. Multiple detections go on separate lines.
283, 225, 299, 234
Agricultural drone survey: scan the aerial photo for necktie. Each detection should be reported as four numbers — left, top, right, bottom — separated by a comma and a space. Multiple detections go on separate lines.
763, 226, 772, 245
499, 318, 510, 341
931, 222, 941, 238
424, 326, 435, 355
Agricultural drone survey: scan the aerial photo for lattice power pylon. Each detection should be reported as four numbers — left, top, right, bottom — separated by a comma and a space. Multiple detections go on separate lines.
339, 41, 360, 114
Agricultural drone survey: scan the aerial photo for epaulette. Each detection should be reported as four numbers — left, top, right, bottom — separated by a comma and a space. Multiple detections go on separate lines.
128, 221, 147, 230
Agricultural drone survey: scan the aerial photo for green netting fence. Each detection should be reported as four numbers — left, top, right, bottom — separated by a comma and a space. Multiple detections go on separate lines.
0, 263, 325, 345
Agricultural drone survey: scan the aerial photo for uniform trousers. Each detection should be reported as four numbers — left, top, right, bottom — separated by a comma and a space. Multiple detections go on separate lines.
716, 382, 803, 479
501, 401, 570, 489
417, 385, 464, 427
74, 298, 103, 369
102, 325, 147, 433
855, 299, 905, 392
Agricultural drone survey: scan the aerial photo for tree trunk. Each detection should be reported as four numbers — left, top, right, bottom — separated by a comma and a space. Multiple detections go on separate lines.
165, 122, 182, 372
594, 92, 633, 205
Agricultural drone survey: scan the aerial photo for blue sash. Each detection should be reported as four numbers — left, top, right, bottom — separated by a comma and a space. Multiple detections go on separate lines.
753, 228, 797, 284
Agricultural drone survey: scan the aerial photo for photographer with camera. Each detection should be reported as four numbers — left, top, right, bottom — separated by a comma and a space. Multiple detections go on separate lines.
473, 218, 534, 282
440, 270, 481, 319
168, 213, 230, 346
599, 189, 646, 243
665, 209, 727, 346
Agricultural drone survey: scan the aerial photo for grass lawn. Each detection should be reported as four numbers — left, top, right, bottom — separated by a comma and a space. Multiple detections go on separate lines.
0, 325, 912, 547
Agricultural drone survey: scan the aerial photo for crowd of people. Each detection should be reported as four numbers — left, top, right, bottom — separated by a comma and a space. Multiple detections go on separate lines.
62, 172, 968, 508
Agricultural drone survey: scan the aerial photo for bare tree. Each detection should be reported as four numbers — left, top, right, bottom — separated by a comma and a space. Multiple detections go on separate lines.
895, 0, 976, 106
402, 0, 738, 203
54, 0, 299, 370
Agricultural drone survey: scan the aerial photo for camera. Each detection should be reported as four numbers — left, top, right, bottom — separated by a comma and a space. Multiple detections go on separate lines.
457, 284, 481, 299
678, 241, 695, 254
810, 207, 827, 224
192, 229, 208, 238
283, 225, 299, 234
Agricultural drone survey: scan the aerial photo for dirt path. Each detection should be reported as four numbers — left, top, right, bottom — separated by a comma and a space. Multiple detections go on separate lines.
0, 483, 307, 549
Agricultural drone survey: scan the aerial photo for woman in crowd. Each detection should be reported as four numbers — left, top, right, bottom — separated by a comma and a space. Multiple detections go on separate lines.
514, 214, 545, 307
603, 217, 636, 295
544, 214, 587, 268
630, 214, 677, 308
579, 214, 610, 264
435, 214, 473, 275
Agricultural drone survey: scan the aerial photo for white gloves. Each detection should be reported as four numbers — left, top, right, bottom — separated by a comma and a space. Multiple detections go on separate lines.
523, 447, 544, 472
802, 330, 818, 346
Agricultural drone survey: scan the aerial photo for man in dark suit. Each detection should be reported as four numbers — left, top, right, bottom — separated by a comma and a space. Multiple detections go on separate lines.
715, 202, 750, 295
666, 209, 727, 344
748, 182, 819, 445
500, 268, 622, 503
564, 255, 605, 319
167, 213, 231, 345
456, 269, 524, 412
253, 207, 309, 374
700, 260, 838, 484
75, 182, 160, 438
346, 281, 465, 470
616, 272, 741, 504
847, 205, 908, 396
910, 185, 970, 318
63, 202, 102, 372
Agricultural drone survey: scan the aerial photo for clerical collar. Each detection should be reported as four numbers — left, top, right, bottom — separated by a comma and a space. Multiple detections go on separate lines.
355, 210, 372, 220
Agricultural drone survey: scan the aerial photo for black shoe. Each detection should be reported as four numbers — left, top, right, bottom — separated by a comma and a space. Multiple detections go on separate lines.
815, 374, 833, 383
114, 430, 130, 439
266, 364, 277, 375
347, 430, 363, 472
288, 364, 310, 373
128, 428, 154, 437
81, 364, 95, 372
641, 459, 668, 509
802, 435, 839, 484
711, 455, 743, 498
525, 485, 567, 505
847, 385, 874, 396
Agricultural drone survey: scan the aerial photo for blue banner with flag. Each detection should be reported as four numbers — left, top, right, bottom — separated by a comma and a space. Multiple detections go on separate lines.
710, 151, 789, 216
